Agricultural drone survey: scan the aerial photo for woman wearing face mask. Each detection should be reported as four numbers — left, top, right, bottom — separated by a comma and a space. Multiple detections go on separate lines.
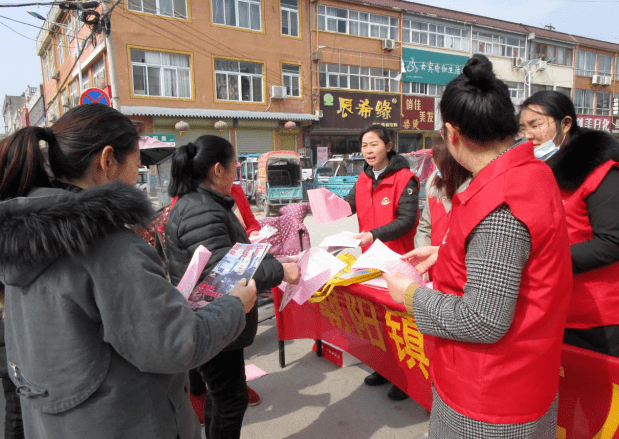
384, 55, 572, 438
519, 90, 619, 357
343, 123, 420, 401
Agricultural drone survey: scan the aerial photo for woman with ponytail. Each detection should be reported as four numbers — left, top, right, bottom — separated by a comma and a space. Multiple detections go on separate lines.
0, 104, 257, 439
165, 135, 300, 439
383, 55, 572, 438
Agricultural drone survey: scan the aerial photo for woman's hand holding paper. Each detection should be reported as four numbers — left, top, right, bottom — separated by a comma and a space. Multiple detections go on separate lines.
400, 246, 439, 275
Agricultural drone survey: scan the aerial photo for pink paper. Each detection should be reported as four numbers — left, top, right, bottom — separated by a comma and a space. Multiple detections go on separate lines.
245, 364, 267, 382
176, 245, 212, 299
307, 188, 352, 224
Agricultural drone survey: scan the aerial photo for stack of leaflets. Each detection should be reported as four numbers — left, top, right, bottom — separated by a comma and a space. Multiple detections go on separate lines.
200, 242, 272, 299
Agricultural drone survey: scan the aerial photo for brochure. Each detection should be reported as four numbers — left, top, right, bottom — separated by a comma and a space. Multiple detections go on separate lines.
202, 242, 272, 297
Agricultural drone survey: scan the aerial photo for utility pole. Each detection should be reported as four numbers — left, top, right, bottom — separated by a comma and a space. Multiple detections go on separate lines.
101, 0, 122, 109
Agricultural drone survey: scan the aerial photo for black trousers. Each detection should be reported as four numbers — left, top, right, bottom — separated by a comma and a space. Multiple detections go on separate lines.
198, 349, 248, 439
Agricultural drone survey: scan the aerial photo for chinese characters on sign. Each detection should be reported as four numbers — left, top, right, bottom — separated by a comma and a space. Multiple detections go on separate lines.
321, 91, 400, 129
401, 96, 435, 131
402, 47, 469, 86
576, 115, 611, 133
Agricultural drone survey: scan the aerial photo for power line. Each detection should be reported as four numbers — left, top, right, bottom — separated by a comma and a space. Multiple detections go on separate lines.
0, 19, 38, 40
0, 13, 89, 41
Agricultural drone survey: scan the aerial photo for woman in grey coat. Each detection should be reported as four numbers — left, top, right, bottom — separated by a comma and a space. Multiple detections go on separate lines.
0, 104, 257, 439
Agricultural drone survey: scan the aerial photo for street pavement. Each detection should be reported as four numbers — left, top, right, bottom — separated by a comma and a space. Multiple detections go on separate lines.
0, 204, 431, 438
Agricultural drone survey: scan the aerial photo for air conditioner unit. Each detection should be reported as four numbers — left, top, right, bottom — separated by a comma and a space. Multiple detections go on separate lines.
61, 95, 68, 107
382, 39, 396, 51
311, 51, 322, 62
512, 57, 524, 68
537, 61, 547, 72
270, 85, 287, 99
314, 109, 323, 118
72, 95, 80, 107
51, 69, 60, 80
591, 75, 602, 85
601, 76, 612, 86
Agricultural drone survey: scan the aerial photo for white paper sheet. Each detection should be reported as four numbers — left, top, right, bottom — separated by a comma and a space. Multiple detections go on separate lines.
351, 240, 425, 285
318, 231, 361, 249
249, 224, 278, 244
279, 247, 347, 311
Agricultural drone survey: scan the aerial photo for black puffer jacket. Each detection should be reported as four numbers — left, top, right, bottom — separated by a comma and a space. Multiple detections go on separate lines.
166, 184, 285, 350
548, 128, 619, 273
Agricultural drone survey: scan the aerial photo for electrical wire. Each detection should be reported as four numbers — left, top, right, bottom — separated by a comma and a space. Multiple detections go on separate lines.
0, 19, 38, 40
0, 13, 89, 40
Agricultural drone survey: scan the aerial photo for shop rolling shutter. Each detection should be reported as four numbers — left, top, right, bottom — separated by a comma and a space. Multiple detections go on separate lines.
279, 134, 296, 151
235, 129, 273, 154
175, 129, 229, 145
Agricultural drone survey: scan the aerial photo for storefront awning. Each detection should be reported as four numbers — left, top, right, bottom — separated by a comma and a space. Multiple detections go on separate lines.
120, 106, 319, 122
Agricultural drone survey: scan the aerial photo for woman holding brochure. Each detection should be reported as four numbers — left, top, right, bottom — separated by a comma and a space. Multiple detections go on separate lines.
165, 135, 300, 439
343, 123, 420, 401
384, 55, 572, 438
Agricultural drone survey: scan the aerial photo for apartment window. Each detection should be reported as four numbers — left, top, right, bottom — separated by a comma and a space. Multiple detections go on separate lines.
574, 89, 595, 115
131, 48, 191, 98
505, 81, 525, 100
318, 6, 398, 40
127, 0, 187, 19
58, 32, 65, 64
403, 19, 469, 52
282, 64, 300, 97
92, 57, 106, 89
281, 0, 298, 37
319, 63, 398, 92
43, 53, 50, 82
598, 54, 612, 77
597, 91, 611, 115
49, 47, 56, 72
81, 74, 90, 92
473, 32, 525, 58
576, 51, 597, 77
215, 58, 263, 102
616, 57, 619, 81
212, 0, 261, 31
402, 81, 444, 96
556, 87, 571, 97
69, 80, 79, 107
531, 42, 573, 67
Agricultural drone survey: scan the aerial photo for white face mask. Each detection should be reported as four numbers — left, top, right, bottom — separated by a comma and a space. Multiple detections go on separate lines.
533, 120, 566, 162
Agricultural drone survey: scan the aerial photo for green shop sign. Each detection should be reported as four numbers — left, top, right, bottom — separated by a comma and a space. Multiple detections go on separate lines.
402, 48, 469, 85
143, 133, 176, 146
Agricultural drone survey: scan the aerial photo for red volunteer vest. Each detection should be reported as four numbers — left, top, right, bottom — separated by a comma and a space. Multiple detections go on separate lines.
427, 194, 449, 247
563, 160, 619, 329
432, 142, 572, 424
355, 168, 418, 254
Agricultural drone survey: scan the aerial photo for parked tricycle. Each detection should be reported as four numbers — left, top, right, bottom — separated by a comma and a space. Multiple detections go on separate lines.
254, 151, 303, 216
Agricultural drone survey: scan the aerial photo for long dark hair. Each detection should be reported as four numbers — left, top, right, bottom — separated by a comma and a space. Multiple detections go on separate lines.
440, 54, 519, 145
359, 124, 395, 158
431, 136, 471, 201
0, 104, 138, 200
168, 135, 235, 198
520, 91, 579, 137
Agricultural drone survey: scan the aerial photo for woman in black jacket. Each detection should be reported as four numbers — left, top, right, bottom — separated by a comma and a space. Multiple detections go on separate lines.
165, 135, 300, 439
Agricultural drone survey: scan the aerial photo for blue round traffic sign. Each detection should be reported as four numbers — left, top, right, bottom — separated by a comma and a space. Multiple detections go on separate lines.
80, 88, 111, 106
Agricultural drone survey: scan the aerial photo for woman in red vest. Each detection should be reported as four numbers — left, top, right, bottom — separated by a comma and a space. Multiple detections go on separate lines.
414, 138, 471, 281
343, 123, 420, 401
384, 54, 572, 438
519, 91, 619, 357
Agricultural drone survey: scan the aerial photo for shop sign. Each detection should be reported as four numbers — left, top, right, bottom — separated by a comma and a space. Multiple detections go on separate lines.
320, 90, 400, 129
142, 133, 176, 146
612, 118, 619, 135
402, 47, 469, 85
576, 115, 611, 132
401, 96, 435, 131
317, 146, 329, 166
612, 95, 619, 116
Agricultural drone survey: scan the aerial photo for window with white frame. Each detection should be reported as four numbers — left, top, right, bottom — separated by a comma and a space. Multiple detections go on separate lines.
403, 19, 469, 52
402, 81, 444, 96
597, 91, 611, 115
505, 81, 525, 100
574, 89, 595, 115
530, 42, 573, 66
212, 0, 261, 31
131, 48, 192, 98
472, 32, 525, 58
69, 80, 79, 107
576, 51, 597, 77
49, 47, 56, 73
215, 58, 263, 102
598, 54, 612, 77
81, 74, 90, 92
43, 53, 50, 83
282, 64, 300, 97
616, 57, 619, 80
127, 0, 187, 19
319, 63, 398, 92
318, 6, 398, 40
92, 57, 106, 89
281, 0, 298, 37
57, 32, 65, 64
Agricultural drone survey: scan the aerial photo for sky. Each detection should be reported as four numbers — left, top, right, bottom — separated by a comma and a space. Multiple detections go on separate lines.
1, 0, 618, 131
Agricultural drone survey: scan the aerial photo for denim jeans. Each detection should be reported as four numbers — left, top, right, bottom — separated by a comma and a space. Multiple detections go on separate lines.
198, 349, 248, 439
